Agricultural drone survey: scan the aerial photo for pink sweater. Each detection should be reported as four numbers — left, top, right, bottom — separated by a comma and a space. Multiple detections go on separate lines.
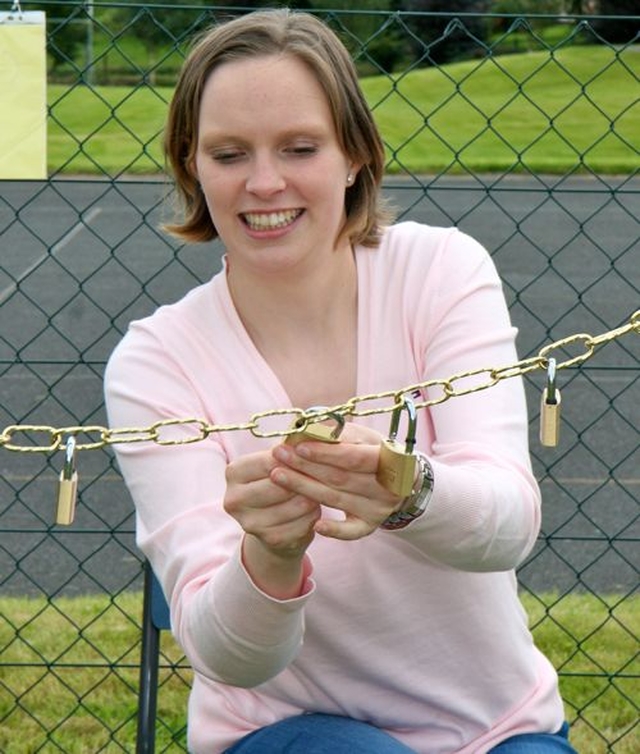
105, 221, 565, 753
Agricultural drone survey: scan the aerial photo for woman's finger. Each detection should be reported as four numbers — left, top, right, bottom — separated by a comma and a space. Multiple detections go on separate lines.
314, 514, 376, 541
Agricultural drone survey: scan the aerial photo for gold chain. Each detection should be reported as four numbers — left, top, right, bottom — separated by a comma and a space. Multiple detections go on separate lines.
2, 309, 638, 455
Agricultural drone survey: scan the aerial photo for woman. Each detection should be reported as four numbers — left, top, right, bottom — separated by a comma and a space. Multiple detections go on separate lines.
105, 9, 577, 753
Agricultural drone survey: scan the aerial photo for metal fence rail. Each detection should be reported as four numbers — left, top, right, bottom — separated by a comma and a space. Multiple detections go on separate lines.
0, 4, 638, 752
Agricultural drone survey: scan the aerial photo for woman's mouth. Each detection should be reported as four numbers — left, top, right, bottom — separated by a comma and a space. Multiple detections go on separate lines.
241, 209, 303, 231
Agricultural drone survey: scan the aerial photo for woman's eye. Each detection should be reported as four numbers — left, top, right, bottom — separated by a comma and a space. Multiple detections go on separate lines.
287, 144, 318, 156
212, 150, 244, 163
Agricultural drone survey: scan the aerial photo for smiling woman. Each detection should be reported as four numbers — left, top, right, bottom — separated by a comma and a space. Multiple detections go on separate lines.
162, 13, 386, 247
104, 9, 578, 754
192, 54, 356, 281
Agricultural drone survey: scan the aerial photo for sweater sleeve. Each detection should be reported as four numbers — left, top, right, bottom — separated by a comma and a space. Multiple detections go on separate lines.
380, 224, 541, 572
104, 314, 314, 688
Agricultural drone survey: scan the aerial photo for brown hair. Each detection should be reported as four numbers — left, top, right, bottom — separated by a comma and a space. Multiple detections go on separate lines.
163, 8, 389, 246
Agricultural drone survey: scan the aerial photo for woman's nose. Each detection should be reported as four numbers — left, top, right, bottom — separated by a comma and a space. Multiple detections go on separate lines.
245, 155, 286, 196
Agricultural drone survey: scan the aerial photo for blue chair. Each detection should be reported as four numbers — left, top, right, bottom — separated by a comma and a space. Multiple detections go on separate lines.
136, 560, 172, 754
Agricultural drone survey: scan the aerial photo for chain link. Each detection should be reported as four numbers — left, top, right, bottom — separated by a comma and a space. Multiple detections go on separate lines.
1, 310, 638, 455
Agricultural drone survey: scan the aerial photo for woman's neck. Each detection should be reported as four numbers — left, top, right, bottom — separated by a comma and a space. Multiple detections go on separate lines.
227, 245, 359, 407
228, 243, 357, 343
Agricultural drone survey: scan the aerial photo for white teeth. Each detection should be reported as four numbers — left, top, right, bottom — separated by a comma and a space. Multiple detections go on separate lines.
243, 210, 301, 230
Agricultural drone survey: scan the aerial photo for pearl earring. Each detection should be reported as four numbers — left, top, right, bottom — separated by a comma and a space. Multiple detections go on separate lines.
346, 173, 354, 185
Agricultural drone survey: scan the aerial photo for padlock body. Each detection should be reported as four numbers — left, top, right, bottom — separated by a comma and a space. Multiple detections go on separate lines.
539, 389, 562, 447
376, 439, 417, 497
285, 423, 340, 446
56, 470, 78, 525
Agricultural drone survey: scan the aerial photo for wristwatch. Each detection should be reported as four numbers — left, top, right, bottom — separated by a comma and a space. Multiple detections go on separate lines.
380, 453, 434, 530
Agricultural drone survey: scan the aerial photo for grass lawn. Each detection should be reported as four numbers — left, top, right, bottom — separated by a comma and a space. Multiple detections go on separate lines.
0, 591, 637, 752
368, 46, 639, 175
46, 45, 639, 177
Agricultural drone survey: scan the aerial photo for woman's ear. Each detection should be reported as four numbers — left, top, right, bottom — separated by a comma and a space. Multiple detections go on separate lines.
184, 148, 197, 178
187, 158, 200, 192
346, 164, 362, 186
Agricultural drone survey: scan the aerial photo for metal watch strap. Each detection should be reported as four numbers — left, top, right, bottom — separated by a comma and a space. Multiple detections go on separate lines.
380, 452, 434, 530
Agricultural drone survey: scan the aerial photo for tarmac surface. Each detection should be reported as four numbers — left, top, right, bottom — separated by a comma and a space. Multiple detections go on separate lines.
0, 174, 638, 597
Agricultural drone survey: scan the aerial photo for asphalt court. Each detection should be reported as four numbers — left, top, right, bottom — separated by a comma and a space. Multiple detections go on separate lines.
1, 174, 638, 595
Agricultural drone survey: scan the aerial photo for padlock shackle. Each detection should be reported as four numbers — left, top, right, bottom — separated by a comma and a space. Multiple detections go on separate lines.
62, 435, 77, 480
296, 406, 345, 440
545, 358, 558, 405
389, 396, 417, 453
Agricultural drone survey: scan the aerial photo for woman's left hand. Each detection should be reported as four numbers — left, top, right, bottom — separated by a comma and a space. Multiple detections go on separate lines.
270, 423, 402, 540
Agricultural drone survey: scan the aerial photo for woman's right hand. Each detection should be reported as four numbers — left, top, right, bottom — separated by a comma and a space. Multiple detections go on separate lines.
223, 450, 321, 598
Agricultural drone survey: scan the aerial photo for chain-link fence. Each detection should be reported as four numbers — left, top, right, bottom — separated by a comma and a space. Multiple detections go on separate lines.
0, 4, 638, 752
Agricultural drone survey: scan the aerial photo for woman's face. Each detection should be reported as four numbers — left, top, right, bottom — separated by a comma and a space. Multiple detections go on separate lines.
193, 54, 356, 276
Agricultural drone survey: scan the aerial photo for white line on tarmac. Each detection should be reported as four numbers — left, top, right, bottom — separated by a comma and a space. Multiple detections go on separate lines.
0, 206, 102, 306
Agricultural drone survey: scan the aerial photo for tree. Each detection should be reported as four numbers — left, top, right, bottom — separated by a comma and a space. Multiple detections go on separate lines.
110, 0, 208, 65
590, 0, 639, 43
33, 2, 87, 73
394, 0, 492, 66
490, 0, 563, 13
108, 0, 315, 77
488, 1, 564, 37
310, 0, 407, 73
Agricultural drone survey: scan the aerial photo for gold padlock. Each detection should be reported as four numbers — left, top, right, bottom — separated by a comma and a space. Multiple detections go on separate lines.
540, 358, 562, 448
376, 397, 418, 497
285, 407, 345, 446
56, 436, 78, 525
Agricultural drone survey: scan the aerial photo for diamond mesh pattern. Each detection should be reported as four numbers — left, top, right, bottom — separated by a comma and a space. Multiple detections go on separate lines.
0, 6, 638, 752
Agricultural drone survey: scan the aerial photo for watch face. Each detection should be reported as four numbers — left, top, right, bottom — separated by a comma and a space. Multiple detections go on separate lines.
380, 454, 434, 530
380, 511, 415, 530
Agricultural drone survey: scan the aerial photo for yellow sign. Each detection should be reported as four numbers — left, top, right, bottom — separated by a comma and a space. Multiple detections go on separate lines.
0, 11, 47, 179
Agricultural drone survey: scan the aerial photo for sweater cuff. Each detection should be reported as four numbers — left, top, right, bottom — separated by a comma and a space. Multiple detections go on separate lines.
212, 546, 315, 646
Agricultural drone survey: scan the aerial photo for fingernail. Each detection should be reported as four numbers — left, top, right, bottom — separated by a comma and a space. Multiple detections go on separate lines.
273, 445, 292, 462
272, 469, 288, 485
296, 443, 311, 458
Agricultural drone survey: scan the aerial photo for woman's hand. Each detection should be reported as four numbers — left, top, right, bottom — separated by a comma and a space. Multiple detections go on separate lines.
224, 450, 322, 598
270, 423, 403, 541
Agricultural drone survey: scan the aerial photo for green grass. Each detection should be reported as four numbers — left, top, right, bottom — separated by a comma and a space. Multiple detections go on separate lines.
47, 84, 171, 176
0, 591, 638, 752
522, 592, 639, 753
46, 45, 639, 176
367, 45, 639, 175
0, 591, 189, 753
